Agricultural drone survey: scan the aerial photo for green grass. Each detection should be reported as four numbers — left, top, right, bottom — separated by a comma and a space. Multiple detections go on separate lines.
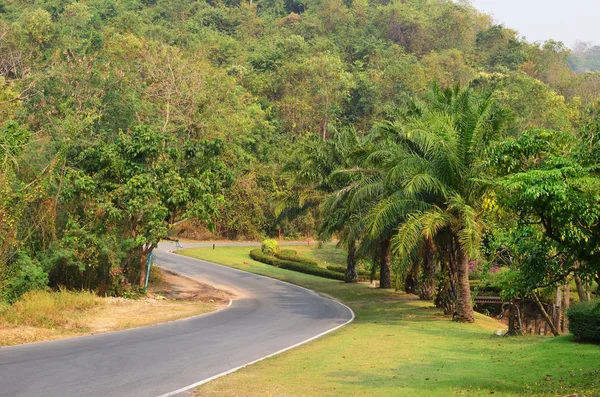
291, 244, 348, 268
179, 246, 600, 397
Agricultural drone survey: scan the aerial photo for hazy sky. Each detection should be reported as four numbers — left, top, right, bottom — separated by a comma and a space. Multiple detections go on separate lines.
468, 0, 599, 48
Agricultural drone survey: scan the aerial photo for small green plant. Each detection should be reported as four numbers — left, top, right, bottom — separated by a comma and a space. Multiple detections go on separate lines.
261, 239, 279, 256
567, 298, 600, 343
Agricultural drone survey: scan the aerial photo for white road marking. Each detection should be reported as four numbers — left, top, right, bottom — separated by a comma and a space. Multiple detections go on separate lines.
155, 252, 355, 397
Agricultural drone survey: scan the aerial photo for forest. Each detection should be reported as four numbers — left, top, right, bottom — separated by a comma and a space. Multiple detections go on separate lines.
0, 0, 599, 328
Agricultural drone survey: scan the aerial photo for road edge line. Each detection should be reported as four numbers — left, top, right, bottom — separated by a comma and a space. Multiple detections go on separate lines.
156, 252, 355, 397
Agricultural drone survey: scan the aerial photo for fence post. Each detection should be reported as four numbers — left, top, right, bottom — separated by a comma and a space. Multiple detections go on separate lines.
144, 251, 153, 291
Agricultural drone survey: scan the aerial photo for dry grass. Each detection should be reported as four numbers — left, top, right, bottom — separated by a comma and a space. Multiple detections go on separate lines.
0, 270, 229, 347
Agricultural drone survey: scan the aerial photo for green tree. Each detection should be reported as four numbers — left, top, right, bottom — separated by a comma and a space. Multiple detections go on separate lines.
488, 129, 600, 297
55, 125, 226, 289
381, 84, 506, 321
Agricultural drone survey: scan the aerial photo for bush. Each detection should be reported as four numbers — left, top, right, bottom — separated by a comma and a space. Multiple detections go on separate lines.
261, 239, 279, 256
250, 249, 344, 281
1, 252, 49, 303
327, 265, 346, 274
567, 299, 600, 343
469, 280, 501, 294
326, 265, 370, 277
275, 250, 318, 266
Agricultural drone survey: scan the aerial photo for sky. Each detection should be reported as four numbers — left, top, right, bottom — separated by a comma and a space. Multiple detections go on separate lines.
468, 0, 599, 48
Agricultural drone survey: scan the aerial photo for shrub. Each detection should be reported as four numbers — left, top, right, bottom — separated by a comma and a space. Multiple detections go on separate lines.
250, 249, 344, 281
1, 252, 49, 303
261, 239, 279, 256
326, 265, 370, 277
469, 280, 501, 294
567, 299, 600, 343
275, 250, 318, 266
326, 265, 346, 274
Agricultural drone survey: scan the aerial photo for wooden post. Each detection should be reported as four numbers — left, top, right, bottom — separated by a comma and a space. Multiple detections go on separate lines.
307, 232, 310, 247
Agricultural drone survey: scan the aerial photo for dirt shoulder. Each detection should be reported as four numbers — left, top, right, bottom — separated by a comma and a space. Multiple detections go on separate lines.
0, 268, 233, 347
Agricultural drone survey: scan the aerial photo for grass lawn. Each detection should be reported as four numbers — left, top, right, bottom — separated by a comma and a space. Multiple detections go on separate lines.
179, 246, 600, 397
291, 244, 348, 268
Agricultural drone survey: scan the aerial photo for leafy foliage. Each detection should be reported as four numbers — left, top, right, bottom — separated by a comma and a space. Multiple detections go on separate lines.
261, 239, 280, 256
1, 0, 599, 306
567, 299, 600, 343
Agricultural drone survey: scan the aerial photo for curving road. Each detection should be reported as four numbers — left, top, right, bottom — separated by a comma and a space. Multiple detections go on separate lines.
0, 245, 353, 397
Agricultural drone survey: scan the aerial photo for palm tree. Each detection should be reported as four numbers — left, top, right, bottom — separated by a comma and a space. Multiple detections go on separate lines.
319, 128, 398, 288
278, 127, 367, 283
328, 125, 433, 290
320, 191, 365, 283
377, 83, 506, 322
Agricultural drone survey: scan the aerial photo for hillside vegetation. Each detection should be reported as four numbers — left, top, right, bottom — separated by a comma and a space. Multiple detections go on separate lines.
1, 0, 599, 316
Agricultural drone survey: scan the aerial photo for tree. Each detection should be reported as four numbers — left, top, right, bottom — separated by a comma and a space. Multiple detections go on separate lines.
488, 129, 600, 297
319, 127, 366, 282
56, 125, 226, 288
279, 127, 365, 282
382, 84, 507, 321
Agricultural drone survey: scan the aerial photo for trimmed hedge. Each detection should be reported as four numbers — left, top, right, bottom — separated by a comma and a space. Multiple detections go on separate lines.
275, 250, 319, 266
567, 299, 600, 343
326, 265, 346, 274
326, 265, 369, 277
250, 249, 344, 281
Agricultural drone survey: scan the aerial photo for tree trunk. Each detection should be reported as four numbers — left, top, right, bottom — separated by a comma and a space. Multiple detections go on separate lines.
344, 240, 358, 283
455, 245, 474, 323
507, 302, 517, 336
574, 275, 589, 302
404, 259, 419, 294
555, 286, 563, 333
139, 251, 147, 289
434, 238, 457, 315
419, 237, 436, 300
532, 291, 560, 337
564, 283, 570, 332
379, 238, 392, 289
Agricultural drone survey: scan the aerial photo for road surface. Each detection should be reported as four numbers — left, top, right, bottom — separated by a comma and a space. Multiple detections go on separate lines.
0, 244, 353, 397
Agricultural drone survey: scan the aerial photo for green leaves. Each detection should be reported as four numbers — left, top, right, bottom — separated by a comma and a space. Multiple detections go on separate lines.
488, 128, 600, 290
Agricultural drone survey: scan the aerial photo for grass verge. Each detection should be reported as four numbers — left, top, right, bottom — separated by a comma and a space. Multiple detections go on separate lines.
179, 245, 600, 397
0, 269, 228, 347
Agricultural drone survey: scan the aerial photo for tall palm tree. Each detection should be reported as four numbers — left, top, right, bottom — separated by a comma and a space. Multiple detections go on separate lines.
374, 83, 506, 322
320, 191, 365, 283
278, 127, 367, 282
319, 129, 397, 288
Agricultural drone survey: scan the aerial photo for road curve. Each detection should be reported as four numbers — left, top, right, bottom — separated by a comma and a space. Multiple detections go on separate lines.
0, 246, 353, 397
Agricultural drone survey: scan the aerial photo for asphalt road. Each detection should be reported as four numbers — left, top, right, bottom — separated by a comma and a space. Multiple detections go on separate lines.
0, 246, 353, 397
